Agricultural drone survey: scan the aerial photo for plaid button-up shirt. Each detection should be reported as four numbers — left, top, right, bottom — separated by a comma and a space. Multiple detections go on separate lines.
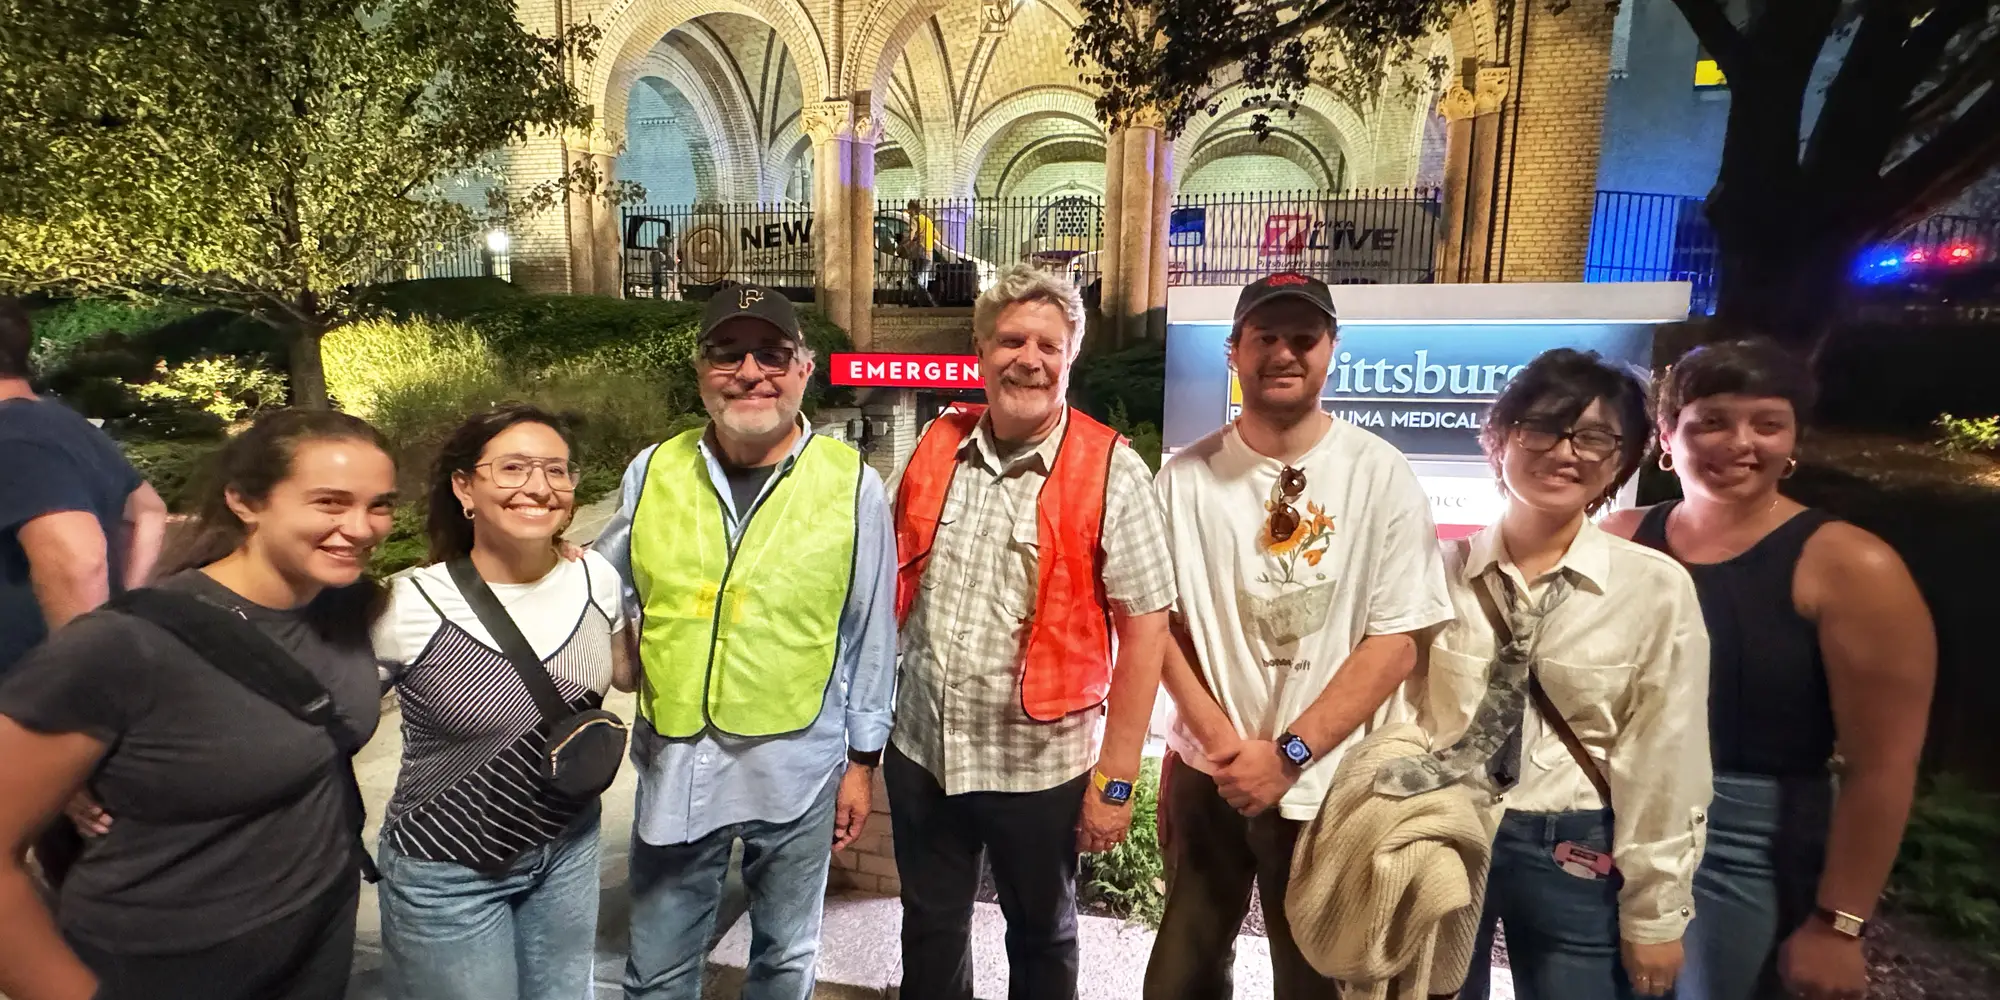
893, 408, 1176, 795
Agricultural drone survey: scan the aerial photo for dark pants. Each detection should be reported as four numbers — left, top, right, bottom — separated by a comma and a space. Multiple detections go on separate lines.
69, 870, 359, 1000
1464, 809, 1629, 1000
885, 743, 1085, 1000
1144, 754, 1340, 1000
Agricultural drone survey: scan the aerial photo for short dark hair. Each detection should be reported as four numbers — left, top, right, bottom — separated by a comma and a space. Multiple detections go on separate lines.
426, 403, 578, 563
1657, 338, 1816, 430
1481, 347, 1654, 514
0, 298, 33, 378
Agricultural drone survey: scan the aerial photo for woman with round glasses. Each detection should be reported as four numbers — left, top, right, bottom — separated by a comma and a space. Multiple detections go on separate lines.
1388, 348, 1711, 1000
1602, 340, 1934, 1000
369, 404, 634, 1000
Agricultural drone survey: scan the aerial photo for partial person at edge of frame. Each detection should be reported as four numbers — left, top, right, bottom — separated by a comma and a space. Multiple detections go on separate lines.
0, 409, 398, 1000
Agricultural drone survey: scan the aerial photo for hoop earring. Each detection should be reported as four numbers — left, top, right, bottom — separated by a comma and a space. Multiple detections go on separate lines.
1657, 452, 1675, 472
1781, 457, 1798, 479
462, 506, 475, 520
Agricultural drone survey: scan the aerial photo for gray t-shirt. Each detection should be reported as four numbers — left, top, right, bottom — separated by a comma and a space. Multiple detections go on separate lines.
0, 570, 381, 954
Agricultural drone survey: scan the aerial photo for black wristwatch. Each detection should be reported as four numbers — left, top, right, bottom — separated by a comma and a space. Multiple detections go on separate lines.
1276, 732, 1314, 768
847, 747, 883, 768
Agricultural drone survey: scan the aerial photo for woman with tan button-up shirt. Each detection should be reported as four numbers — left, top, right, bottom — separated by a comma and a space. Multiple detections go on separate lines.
1385, 348, 1712, 1000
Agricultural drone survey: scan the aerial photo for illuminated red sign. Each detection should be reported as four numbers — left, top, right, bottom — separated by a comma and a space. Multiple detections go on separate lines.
831, 353, 983, 389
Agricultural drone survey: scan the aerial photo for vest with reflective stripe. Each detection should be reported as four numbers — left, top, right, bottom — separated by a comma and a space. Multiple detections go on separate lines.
894, 404, 1120, 722
631, 429, 860, 738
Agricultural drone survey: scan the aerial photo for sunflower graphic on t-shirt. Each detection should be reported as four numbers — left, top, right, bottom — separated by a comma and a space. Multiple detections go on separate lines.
1259, 500, 1335, 587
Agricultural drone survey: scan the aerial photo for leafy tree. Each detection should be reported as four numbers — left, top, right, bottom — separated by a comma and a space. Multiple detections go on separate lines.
1072, 0, 2000, 349
0, 0, 607, 406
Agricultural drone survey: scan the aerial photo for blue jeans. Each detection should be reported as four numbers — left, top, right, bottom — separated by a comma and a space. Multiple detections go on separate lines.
623, 770, 838, 1000
377, 802, 602, 1000
1680, 773, 1831, 1000
1465, 809, 1636, 1000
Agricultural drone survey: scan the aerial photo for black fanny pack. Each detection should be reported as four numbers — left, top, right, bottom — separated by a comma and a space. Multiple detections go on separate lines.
447, 557, 628, 800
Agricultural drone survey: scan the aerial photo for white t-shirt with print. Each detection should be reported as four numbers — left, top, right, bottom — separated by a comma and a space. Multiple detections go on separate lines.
1156, 417, 1455, 820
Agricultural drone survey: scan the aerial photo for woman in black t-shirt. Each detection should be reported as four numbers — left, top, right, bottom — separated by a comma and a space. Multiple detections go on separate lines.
0, 409, 399, 1000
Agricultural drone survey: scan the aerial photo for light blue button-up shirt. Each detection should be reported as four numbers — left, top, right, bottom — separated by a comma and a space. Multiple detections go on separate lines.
593, 418, 898, 846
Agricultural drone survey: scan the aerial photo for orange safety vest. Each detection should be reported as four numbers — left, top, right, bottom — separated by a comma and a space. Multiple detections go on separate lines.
894, 403, 1121, 722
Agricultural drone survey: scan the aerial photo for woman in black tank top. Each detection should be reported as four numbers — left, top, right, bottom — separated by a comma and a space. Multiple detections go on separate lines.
1603, 340, 1935, 1000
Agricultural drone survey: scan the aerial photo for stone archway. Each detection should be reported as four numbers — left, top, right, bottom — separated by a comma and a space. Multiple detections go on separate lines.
591, 0, 829, 139
1182, 128, 1342, 192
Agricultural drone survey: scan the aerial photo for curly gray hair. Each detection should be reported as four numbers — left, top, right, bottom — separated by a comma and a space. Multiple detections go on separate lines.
972, 264, 1087, 350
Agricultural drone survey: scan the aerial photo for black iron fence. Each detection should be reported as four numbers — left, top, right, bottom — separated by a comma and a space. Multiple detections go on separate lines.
874, 196, 1104, 306
1163, 188, 1442, 288
369, 232, 508, 285
1586, 190, 1717, 312
620, 201, 816, 301
873, 188, 1444, 303
1588, 190, 2000, 315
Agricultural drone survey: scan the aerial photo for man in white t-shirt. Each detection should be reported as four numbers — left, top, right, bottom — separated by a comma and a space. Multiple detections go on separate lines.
1144, 272, 1454, 999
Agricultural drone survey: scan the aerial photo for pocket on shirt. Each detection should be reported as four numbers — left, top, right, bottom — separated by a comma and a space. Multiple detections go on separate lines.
1421, 644, 1490, 738
1533, 656, 1636, 742
999, 518, 1040, 620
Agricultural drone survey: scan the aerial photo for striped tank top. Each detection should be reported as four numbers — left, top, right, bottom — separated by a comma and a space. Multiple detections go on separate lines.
381, 559, 615, 871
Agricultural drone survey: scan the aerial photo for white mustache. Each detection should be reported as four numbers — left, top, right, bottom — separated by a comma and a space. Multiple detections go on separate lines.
1001, 369, 1052, 388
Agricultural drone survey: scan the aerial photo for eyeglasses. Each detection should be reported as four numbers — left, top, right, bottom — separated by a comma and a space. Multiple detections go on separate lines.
1511, 422, 1623, 462
477, 457, 578, 492
702, 343, 797, 373
1266, 465, 1308, 543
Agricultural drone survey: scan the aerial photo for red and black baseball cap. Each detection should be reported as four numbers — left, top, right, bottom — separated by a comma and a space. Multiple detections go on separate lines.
701, 283, 802, 345
1233, 272, 1338, 330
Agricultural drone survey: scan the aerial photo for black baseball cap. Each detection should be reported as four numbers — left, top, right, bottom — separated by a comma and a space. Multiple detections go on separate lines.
1233, 272, 1338, 330
701, 284, 802, 344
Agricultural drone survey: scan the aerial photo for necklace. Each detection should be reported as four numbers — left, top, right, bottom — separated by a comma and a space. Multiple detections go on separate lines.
1668, 493, 1785, 558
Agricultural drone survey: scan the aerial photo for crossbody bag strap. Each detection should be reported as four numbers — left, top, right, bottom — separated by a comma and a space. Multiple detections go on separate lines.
446, 557, 573, 724
1459, 539, 1614, 805
110, 588, 379, 882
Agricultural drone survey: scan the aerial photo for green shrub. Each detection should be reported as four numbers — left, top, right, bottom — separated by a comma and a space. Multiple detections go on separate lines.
369, 503, 431, 578
1104, 401, 1163, 472
127, 357, 287, 423
1073, 341, 1166, 430
1935, 413, 2000, 454
1891, 772, 2000, 958
1082, 756, 1166, 927
362, 277, 527, 322
29, 300, 201, 375
322, 317, 501, 422
120, 438, 223, 512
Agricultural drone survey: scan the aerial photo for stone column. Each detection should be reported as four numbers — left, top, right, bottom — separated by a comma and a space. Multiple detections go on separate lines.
805, 99, 877, 345
806, 101, 855, 330
564, 146, 600, 295
590, 150, 622, 296
1433, 69, 1509, 283
846, 102, 878, 350
1099, 113, 1172, 348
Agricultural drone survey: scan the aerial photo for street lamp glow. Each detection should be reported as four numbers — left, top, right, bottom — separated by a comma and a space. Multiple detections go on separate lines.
485, 228, 510, 254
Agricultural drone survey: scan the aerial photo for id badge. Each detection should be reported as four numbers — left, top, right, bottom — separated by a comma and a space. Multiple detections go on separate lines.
1553, 841, 1614, 880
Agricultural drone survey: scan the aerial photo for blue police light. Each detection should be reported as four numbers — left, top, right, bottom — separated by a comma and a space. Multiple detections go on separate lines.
1853, 248, 1907, 284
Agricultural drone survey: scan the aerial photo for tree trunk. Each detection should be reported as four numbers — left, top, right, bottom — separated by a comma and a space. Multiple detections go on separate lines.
286, 323, 330, 409
1710, 224, 1857, 357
